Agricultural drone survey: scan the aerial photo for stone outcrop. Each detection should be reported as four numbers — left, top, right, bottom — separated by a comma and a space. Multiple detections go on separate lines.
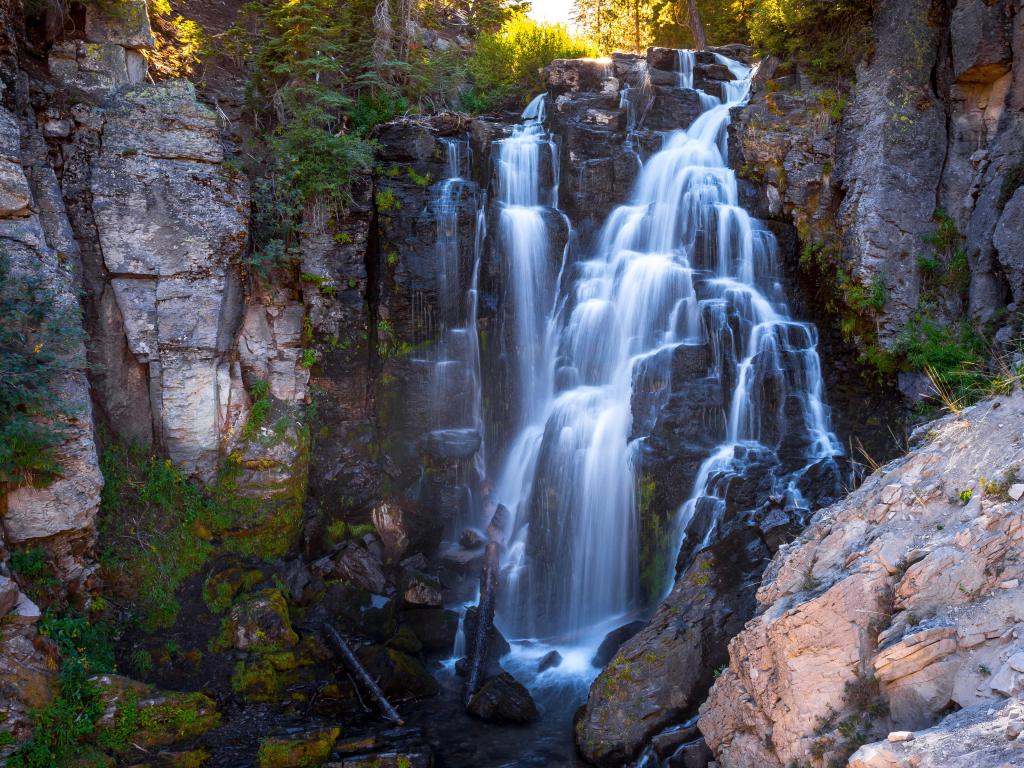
732, 0, 1024, 352
848, 696, 1024, 768
700, 390, 1024, 767
0, 6, 101, 577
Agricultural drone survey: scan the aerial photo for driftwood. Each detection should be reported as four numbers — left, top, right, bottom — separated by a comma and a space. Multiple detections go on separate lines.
465, 541, 499, 704
323, 622, 404, 725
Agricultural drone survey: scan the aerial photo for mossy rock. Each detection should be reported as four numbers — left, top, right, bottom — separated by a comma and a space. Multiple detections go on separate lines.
256, 727, 339, 768
126, 748, 210, 767
355, 645, 439, 700
92, 675, 220, 752
386, 625, 423, 654
214, 588, 298, 652
230, 652, 316, 703
201, 567, 263, 614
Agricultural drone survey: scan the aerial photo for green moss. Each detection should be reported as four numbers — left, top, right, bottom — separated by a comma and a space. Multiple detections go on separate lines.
375, 188, 401, 212
201, 568, 263, 615
94, 681, 220, 753
257, 727, 339, 768
405, 168, 432, 188
243, 380, 272, 441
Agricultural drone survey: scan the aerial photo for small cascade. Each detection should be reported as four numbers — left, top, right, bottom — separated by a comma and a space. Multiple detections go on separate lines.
489, 52, 843, 644
419, 139, 487, 533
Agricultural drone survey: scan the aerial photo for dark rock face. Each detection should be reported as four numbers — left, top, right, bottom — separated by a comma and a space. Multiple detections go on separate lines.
591, 621, 646, 668
466, 672, 540, 723
577, 529, 768, 766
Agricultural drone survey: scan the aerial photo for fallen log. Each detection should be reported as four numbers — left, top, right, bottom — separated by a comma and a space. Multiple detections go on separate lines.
323, 622, 404, 725
465, 541, 499, 704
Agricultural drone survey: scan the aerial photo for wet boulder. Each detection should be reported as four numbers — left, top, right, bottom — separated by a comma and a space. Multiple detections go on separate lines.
591, 620, 645, 668
577, 527, 768, 766
399, 608, 459, 653
538, 650, 563, 673
462, 605, 510, 663
356, 645, 439, 700
459, 527, 484, 549
398, 569, 443, 609
466, 672, 539, 724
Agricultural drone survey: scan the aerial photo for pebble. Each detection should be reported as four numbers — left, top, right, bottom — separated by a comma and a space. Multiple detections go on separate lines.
1007, 720, 1024, 740
1000, 579, 1019, 589
1008, 484, 1024, 501
888, 731, 914, 743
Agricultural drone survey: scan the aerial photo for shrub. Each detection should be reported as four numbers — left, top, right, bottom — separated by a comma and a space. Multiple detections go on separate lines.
466, 13, 598, 112
0, 251, 83, 489
746, 0, 876, 81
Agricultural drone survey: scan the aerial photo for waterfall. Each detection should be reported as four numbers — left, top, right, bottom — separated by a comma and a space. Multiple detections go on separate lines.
489, 54, 841, 645
421, 139, 487, 533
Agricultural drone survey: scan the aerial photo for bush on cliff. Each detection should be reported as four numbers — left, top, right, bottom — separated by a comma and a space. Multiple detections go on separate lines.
466, 13, 598, 111
0, 251, 83, 489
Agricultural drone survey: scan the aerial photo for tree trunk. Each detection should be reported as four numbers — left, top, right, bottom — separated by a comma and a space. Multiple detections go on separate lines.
686, 0, 707, 50
465, 541, 499, 704
323, 622, 404, 725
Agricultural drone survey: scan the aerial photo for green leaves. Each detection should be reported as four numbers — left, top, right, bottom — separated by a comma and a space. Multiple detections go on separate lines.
0, 251, 82, 488
466, 13, 598, 112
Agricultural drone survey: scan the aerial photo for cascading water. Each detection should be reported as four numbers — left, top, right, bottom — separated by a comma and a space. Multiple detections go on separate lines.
419, 139, 487, 533
490, 52, 842, 648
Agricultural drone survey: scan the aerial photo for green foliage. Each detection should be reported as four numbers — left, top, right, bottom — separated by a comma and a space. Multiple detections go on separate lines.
466, 13, 598, 112
0, 251, 82, 489
243, 379, 272, 441
9, 547, 49, 579
746, 0, 876, 80
9, 612, 116, 768
97, 444, 244, 630
375, 188, 401, 212
959, 488, 973, 504
817, 89, 848, 121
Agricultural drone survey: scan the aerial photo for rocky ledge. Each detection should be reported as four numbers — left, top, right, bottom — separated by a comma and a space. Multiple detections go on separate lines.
700, 390, 1024, 767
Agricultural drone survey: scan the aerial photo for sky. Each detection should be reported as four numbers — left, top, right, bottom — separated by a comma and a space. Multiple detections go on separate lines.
527, 0, 578, 27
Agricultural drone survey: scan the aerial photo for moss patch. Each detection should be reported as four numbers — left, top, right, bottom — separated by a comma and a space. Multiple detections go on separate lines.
256, 727, 339, 768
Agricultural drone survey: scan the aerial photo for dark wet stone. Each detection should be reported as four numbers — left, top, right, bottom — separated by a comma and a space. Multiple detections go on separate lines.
591, 621, 646, 668
651, 719, 701, 760
667, 736, 714, 768
424, 428, 482, 460
466, 672, 539, 723
459, 528, 484, 549
537, 650, 563, 673
355, 645, 439, 699
400, 608, 459, 653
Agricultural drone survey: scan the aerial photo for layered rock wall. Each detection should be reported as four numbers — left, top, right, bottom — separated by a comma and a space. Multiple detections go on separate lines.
701, 391, 1024, 767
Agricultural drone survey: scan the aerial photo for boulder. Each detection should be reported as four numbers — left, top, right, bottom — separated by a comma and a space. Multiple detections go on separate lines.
257, 727, 339, 768
399, 569, 443, 609
332, 543, 388, 595
92, 675, 220, 749
355, 645, 439, 700
466, 672, 539, 723
399, 608, 459, 653
538, 650, 563, 673
591, 621, 645, 668
219, 589, 297, 652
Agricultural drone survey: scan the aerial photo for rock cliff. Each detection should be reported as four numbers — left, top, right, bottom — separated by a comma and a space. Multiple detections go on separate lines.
701, 390, 1024, 767
732, 0, 1023, 357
